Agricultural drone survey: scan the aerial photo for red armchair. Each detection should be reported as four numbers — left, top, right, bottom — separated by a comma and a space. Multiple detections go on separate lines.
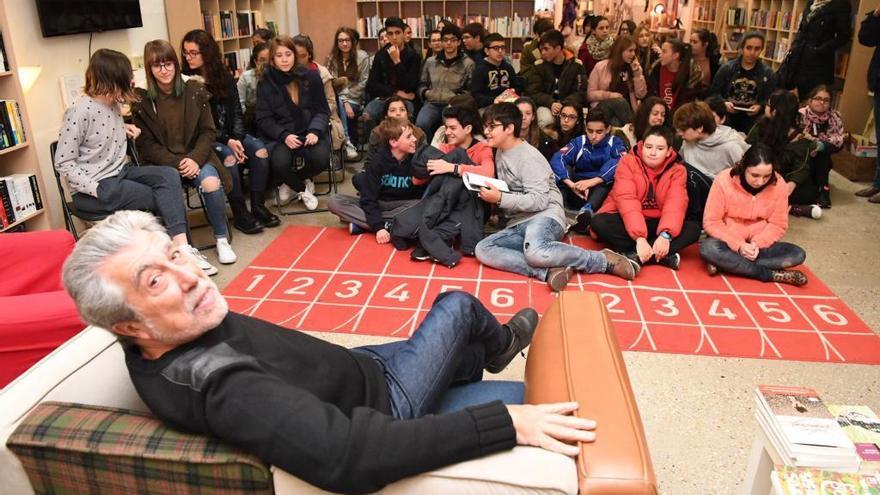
0, 230, 85, 388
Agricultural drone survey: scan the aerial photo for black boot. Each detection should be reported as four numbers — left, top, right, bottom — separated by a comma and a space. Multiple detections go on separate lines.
230, 197, 263, 234
251, 191, 280, 227
817, 187, 832, 209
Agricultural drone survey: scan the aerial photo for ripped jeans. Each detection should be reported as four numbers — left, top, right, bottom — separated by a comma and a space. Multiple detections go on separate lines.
475, 215, 607, 281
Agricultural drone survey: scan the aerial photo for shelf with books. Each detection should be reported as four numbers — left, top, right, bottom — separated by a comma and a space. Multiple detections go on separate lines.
0, 208, 43, 233
0, 141, 27, 157
356, 0, 537, 54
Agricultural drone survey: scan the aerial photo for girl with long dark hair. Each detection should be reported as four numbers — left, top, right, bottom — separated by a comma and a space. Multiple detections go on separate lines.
181, 29, 277, 232
577, 16, 613, 76
587, 35, 647, 126
633, 25, 660, 74
799, 85, 845, 208
617, 95, 670, 148
647, 38, 703, 112
514, 96, 557, 160
327, 27, 371, 158
689, 28, 720, 96
701, 143, 808, 286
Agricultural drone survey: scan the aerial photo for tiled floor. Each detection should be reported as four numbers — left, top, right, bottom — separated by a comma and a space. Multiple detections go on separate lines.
204, 164, 880, 494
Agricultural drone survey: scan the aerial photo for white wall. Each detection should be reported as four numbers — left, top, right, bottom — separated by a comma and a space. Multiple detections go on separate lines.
5, 0, 169, 229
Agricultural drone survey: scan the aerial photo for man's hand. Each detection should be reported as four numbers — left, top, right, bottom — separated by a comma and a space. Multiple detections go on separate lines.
550, 102, 563, 115
375, 229, 391, 244
507, 402, 597, 457
739, 242, 759, 261
304, 132, 319, 146
123, 123, 141, 140
652, 235, 670, 261
228, 138, 246, 162
747, 104, 762, 116
388, 44, 401, 64
478, 182, 502, 204
178, 158, 200, 179
724, 101, 737, 113
573, 178, 601, 194
630, 59, 642, 74
427, 158, 455, 175
284, 134, 303, 149
564, 179, 587, 199
636, 237, 653, 264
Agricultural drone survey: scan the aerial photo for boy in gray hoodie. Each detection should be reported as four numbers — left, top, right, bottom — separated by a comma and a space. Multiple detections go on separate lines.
674, 101, 750, 178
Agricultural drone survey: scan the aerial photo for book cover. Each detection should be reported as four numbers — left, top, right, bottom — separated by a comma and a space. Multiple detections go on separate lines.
462, 172, 510, 192
0, 178, 15, 224
829, 404, 880, 470
774, 465, 880, 494
27, 174, 42, 211
757, 385, 854, 450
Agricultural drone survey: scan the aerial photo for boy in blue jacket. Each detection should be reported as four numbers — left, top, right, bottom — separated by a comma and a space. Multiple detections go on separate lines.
550, 109, 627, 233
328, 118, 427, 244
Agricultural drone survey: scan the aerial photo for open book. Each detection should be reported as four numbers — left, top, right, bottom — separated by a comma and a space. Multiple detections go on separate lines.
462, 172, 510, 193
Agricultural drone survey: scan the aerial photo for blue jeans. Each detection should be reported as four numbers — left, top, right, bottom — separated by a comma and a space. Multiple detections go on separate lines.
699, 237, 806, 282
353, 291, 516, 419
475, 215, 607, 281
182, 163, 229, 239
415, 102, 446, 139
212, 135, 271, 196
337, 98, 362, 142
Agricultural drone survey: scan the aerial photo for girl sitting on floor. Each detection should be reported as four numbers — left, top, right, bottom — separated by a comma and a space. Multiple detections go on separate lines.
514, 96, 557, 160
700, 143, 808, 286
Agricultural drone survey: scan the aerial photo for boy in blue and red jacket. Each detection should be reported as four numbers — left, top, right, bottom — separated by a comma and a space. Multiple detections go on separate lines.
328, 118, 427, 244
549, 108, 627, 233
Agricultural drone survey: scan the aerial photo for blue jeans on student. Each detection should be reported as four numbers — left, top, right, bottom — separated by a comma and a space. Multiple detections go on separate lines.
474, 215, 607, 282
415, 102, 447, 139
182, 163, 229, 239
353, 291, 521, 419
73, 163, 188, 238
212, 135, 271, 196
337, 98, 362, 142
699, 237, 806, 282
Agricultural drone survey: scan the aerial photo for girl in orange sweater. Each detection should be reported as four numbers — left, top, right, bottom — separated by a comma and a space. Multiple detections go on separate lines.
700, 144, 808, 286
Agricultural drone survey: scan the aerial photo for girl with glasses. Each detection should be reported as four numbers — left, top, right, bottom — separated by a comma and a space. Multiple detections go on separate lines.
798, 85, 845, 209
327, 27, 371, 160
181, 29, 278, 234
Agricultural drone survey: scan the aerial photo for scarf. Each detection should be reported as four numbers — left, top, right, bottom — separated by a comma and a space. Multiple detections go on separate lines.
265, 65, 310, 87
800, 106, 846, 148
586, 34, 614, 60
739, 172, 771, 196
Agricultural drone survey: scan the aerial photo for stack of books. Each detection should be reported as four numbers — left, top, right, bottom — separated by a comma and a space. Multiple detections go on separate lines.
755, 385, 860, 471
0, 174, 42, 228
771, 466, 880, 494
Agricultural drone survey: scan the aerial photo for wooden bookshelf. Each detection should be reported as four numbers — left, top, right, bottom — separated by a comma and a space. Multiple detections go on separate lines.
0, 4, 49, 232
164, 0, 287, 75
355, 0, 538, 55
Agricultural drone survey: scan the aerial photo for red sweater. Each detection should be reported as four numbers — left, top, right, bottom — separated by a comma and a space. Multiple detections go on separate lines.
598, 143, 689, 239
437, 140, 496, 178
703, 169, 789, 252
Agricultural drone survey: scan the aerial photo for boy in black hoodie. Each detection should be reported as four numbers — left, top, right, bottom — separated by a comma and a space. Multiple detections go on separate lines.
363, 17, 421, 128
328, 118, 427, 243
471, 33, 523, 109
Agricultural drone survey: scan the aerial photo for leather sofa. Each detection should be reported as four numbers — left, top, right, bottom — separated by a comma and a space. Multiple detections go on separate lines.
1, 291, 655, 494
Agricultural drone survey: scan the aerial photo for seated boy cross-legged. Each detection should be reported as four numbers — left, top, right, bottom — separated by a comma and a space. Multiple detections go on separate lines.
474, 103, 637, 292
549, 108, 626, 234
328, 118, 426, 244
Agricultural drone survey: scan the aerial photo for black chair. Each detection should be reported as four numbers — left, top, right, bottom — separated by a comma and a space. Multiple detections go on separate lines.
273, 126, 343, 216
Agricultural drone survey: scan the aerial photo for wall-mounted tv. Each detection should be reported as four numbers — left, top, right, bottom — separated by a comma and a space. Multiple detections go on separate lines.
35, 0, 143, 38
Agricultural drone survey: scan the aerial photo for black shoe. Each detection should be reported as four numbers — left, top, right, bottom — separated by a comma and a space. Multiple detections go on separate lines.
572, 207, 593, 234
855, 185, 880, 197
410, 245, 431, 261
657, 252, 681, 270
251, 192, 280, 227
390, 236, 409, 250
230, 198, 263, 235
817, 188, 832, 209
485, 308, 539, 374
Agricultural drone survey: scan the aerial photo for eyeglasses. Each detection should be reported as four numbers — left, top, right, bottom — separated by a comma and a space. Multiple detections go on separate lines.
559, 113, 579, 121
811, 96, 832, 103
483, 122, 503, 133
182, 50, 201, 58
151, 61, 175, 71
442, 36, 459, 43
487, 45, 506, 51
337, 38, 352, 44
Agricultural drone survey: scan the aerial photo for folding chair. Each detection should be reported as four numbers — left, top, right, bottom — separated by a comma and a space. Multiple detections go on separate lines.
273, 126, 344, 216
49, 141, 107, 241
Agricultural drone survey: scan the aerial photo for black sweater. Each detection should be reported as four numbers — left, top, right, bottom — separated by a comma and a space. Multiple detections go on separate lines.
255, 66, 330, 143
360, 147, 428, 231
471, 58, 522, 108
126, 312, 515, 494
365, 44, 421, 99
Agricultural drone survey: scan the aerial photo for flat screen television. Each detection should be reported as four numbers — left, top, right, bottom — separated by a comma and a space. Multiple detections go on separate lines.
35, 0, 143, 38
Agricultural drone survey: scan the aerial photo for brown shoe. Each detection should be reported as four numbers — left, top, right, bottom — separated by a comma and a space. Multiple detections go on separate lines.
855, 185, 880, 197
546, 266, 574, 292
870, 192, 880, 204
601, 249, 637, 280
706, 263, 718, 276
771, 269, 808, 287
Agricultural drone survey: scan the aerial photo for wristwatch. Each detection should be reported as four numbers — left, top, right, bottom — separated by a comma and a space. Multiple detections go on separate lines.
659, 231, 672, 241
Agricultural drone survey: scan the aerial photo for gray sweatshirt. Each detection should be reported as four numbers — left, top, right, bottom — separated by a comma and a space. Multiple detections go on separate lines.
53, 95, 128, 197
495, 140, 567, 228
680, 125, 750, 178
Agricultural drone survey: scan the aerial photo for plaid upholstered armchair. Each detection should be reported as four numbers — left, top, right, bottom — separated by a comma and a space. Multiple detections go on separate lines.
0, 293, 656, 495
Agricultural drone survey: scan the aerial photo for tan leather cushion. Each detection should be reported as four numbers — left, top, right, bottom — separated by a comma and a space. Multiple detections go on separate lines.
524, 292, 657, 495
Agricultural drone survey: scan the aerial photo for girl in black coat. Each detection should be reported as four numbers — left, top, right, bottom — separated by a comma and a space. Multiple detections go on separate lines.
779, 0, 852, 98
182, 29, 278, 232
256, 36, 331, 211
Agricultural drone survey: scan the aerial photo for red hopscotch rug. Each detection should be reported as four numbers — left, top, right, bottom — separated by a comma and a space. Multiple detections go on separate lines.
222, 226, 880, 364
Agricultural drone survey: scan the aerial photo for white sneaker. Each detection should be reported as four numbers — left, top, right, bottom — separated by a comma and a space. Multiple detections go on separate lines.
301, 190, 319, 211
183, 244, 218, 276
344, 141, 359, 160
215, 237, 237, 264
277, 183, 295, 205
304, 179, 315, 195
810, 204, 822, 219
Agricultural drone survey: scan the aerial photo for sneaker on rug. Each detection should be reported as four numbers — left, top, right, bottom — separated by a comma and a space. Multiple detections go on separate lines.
277, 183, 296, 205
304, 179, 315, 195
706, 262, 718, 276
301, 190, 319, 211
601, 249, 637, 280
546, 266, 574, 292
183, 244, 218, 276
657, 252, 680, 270
349, 223, 365, 235
215, 238, 237, 264
771, 269, 808, 287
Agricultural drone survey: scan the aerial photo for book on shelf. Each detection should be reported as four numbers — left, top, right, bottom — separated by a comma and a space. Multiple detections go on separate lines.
771, 465, 880, 494
0, 100, 26, 150
0, 173, 41, 227
0, 31, 8, 72
755, 385, 861, 472
828, 404, 880, 473
219, 11, 235, 39
357, 14, 531, 40
236, 11, 252, 37
727, 7, 747, 26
